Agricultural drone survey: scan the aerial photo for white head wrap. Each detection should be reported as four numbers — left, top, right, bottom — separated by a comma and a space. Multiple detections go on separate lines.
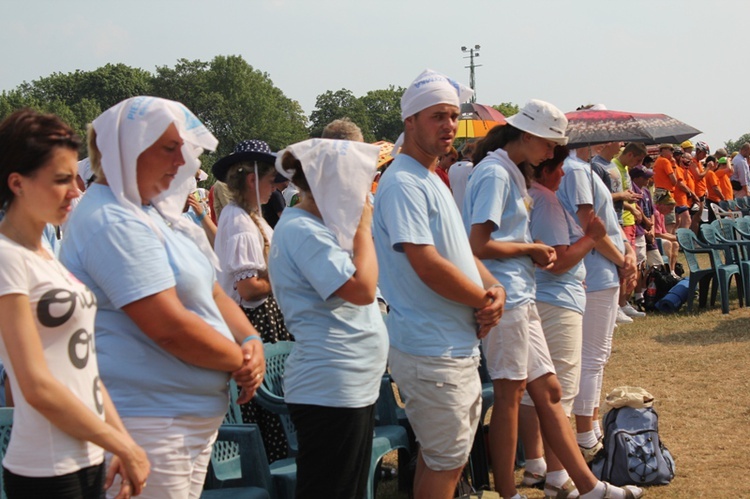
275, 139, 379, 251
77, 157, 93, 186
92, 96, 220, 269
394, 69, 474, 153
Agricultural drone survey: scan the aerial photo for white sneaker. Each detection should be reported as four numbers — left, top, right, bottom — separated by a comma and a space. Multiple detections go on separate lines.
621, 303, 646, 318
616, 307, 634, 324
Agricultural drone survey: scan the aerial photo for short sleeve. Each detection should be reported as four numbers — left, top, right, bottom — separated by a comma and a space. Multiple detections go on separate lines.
81, 220, 175, 309
292, 229, 355, 300
530, 196, 570, 247
0, 245, 28, 297
223, 229, 266, 282
469, 170, 508, 230
377, 181, 434, 250
564, 167, 594, 207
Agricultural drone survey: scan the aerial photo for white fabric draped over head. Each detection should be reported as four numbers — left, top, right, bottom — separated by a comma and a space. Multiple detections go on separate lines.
92, 96, 220, 269
276, 139, 379, 251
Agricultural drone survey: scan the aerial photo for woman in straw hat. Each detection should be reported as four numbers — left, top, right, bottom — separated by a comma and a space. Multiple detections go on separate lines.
212, 139, 293, 463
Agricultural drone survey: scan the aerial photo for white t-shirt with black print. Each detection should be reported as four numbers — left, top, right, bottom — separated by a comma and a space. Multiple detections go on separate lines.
0, 234, 104, 476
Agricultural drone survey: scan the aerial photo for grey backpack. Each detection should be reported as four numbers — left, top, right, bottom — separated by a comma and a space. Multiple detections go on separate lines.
591, 406, 676, 486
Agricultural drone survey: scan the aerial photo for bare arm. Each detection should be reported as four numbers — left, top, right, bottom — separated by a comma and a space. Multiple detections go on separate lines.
236, 275, 272, 302
187, 196, 217, 247
121, 288, 244, 372
0, 294, 150, 495
468, 221, 556, 268
334, 200, 379, 306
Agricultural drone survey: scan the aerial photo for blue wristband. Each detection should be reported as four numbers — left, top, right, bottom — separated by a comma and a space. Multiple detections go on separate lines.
197, 211, 207, 221
241, 335, 262, 346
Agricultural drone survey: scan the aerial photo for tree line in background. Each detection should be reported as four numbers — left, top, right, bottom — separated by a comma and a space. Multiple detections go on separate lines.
1, 54, 745, 168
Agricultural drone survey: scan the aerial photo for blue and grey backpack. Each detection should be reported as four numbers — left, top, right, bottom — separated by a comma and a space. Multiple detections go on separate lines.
591, 406, 676, 486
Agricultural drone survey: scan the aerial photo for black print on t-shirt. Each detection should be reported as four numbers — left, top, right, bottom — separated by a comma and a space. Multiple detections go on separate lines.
92, 375, 103, 415
68, 328, 94, 369
37, 288, 96, 328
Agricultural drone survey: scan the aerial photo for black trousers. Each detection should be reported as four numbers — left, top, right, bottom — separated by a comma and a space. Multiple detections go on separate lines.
289, 403, 375, 499
4, 462, 105, 499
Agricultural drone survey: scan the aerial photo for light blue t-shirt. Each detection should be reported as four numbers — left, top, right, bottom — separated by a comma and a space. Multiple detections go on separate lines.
556, 156, 625, 293
529, 183, 587, 314
268, 208, 388, 408
373, 154, 482, 358
462, 153, 535, 310
59, 184, 233, 418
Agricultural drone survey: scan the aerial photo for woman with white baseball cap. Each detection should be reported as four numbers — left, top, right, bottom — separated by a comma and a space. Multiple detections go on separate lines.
463, 100, 643, 499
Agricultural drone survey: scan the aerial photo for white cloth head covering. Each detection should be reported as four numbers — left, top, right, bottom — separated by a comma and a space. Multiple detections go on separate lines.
92, 96, 220, 268
394, 69, 474, 153
77, 157, 93, 185
275, 139, 379, 251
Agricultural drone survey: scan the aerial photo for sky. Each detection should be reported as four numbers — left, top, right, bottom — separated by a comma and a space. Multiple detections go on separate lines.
2, 0, 749, 149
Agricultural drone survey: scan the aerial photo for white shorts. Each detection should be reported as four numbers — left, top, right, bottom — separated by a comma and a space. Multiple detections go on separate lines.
482, 302, 555, 383
635, 234, 647, 266
388, 347, 481, 471
106, 415, 224, 499
521, 302, 583, 416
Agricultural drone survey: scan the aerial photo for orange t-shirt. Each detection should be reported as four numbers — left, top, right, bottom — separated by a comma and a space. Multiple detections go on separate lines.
690, 160, 707, 197
716, 167, 734, 200
653, 156, 675, 191
682, 166, 695, 192
705, 169, 722, 202
673, 167, 688, 206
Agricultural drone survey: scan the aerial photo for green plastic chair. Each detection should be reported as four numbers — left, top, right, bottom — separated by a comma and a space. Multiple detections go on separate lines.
0, 408, 12, 499
202, 424, 274, 499
678, 228, 741, 314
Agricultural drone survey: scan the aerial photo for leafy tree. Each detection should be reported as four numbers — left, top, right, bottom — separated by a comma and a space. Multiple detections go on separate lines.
360, 86, 405, 142
724, 133, 750, 153
153, 55, 309, 166
493, 102, 519, 118
309, 89, 372, 141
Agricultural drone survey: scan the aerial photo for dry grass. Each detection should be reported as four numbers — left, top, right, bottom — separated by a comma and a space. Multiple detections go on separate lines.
380, 253, 750, 498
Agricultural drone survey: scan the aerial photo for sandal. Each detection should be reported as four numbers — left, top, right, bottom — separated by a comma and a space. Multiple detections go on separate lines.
602, 481, 644, 499
521, 470, 545, 489
544, 478, 578, 498
579, 440, 604, 463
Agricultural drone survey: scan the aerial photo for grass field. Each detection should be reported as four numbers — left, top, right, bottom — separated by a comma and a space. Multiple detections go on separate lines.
379, 256, 750, 498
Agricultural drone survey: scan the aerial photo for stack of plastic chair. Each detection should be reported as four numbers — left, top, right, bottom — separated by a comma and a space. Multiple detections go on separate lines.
707, 219, 750, 305
710, 202, 741, 220
734, 216, 750, 237
202, 424, 275, 499
0, 408, 12, 499
677, 228, 741, 314
375, 373, 415, 493
728, 199, 750, 216
256, 341, 410, 499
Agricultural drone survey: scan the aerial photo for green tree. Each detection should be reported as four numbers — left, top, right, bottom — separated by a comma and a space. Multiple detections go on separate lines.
360, 86, 404, 142
153, 55, 309, 166
493, 101, 519, 118
724, 133, 750, 153
309, 89, 373, 141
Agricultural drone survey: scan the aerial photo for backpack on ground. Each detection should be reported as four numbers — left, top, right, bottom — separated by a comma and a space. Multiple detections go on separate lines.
591, 406, 676, 486
643, 266, 680, 311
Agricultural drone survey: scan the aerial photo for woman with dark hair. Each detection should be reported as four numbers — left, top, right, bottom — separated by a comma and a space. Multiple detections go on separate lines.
212, 140, 294, 463
269, 139, 388, 499
0, 109, 149, 498
463, 101, 643, 499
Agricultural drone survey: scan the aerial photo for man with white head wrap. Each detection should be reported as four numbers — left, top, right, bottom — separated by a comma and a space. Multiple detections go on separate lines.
373, 70, 505, 499
60, 96, 265, 498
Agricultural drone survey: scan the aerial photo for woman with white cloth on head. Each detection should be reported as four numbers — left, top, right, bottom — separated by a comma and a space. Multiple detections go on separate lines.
60, 97, 265, 499
0, 109, 149, 499
463, 101, 643, 499
268, 139, 388, 499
